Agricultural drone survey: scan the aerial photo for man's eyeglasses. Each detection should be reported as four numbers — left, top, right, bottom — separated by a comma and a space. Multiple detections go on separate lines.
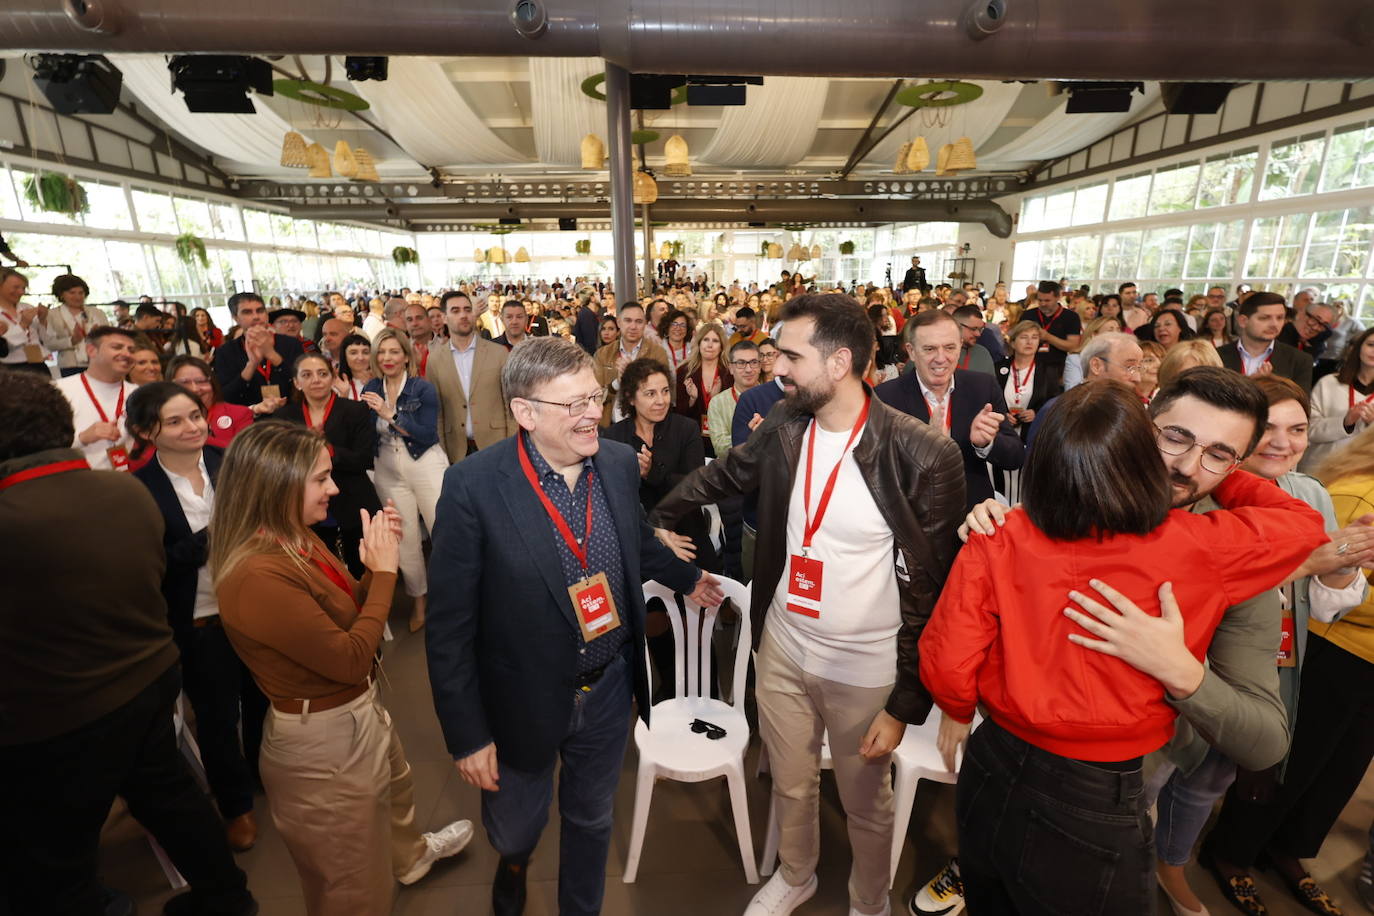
1302, 312, 1333, 332
958, 323, 985, 334
731, 359, 760, 368
1154, 424, 1241, 475
1098, 358, 1142, 375
525, 389, 608, 416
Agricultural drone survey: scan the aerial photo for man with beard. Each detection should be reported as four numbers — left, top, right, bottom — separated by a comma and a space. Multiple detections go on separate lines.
652, 293, 966, 916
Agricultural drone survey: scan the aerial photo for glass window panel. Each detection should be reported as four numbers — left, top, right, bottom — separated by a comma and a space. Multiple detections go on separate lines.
150, 245, 194, 296
1100, 231, 1142, 279
1261, 133, 1326, 201
1019, 197, 1044, 233
270, 214, 296, 247
1041, 190, 1075, 231
209, 203, 244, 241
1139, 226, 1189, 278
242, 209, 274, 243
293, 219, 319, 248
1065, 236, 1101, 280
1071, 183, 1108, 226
81, 182, 134, 231
1148, 161, 1200, 215
105, 240, 152, 299
172, 197, 212, 237
1197, 148, 1257, 208
1109, 173, 1151, 221
0, 167, 20, 220
130, 189, 179, 234
1302, 207, 1374, 278
251, 251, 282, 292
1012, 241, 1040, 281
1321, 121, 1374, 193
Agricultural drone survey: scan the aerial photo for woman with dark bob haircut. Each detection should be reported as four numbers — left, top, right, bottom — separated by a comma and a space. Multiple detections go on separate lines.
919, 380, 1329, 915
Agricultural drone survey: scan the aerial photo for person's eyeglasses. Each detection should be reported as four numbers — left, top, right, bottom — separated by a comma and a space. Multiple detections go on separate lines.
1303, 313, 1332, 331
525, 389, 608, 416
958, 323, 985, 333
690, 718, 727, 740
1098, 358, 1142, 375
731, 359, 760, 368
670, 321, 688, 329
1154, 424, 1241, 475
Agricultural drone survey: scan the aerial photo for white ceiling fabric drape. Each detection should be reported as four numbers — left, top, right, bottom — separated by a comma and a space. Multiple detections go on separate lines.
528, 58, 609, 167
111, 54, 307, 167
353, 57, 525, 167
978, 82, 1161, 164
697, 77, 829, 168
861, 80, 1025, 167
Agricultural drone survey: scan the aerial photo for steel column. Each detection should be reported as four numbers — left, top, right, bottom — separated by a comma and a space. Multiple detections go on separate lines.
604, 62, 636, 302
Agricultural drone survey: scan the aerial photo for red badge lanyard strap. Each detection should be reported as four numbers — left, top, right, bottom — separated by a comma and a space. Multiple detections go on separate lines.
957, 349, 971, 370
800, 395, 871, 553
305, 393, 337, 430
1012, 359, 1034, 397
1350, 386, 1374, 408
1034, 306, 1062, 329
80, 373, 124, 423
518, 433, 594, 571
419, 346, 429, 377
0, 458, 90, 492
310, 549, 360, 610
256, 360, 273, 384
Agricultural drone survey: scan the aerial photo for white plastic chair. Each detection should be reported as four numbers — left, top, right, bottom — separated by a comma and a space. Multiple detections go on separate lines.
623, 576, 758, 884
757, 708, 979, 887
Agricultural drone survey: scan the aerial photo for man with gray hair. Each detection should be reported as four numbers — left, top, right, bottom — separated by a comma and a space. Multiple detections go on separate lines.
1027, 331, 1143, 449
426, 336, 722, 916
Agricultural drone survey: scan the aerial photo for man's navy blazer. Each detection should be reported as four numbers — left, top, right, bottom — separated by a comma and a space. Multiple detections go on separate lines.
425, 433, 700, 772
874, 369, 1024, 510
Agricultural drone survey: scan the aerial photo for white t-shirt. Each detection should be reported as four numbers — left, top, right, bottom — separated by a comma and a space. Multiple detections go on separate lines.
766, 421, 900, 688
54, 372, 137, 470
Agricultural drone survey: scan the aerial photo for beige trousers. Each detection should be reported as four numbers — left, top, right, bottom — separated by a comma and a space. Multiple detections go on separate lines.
372, 441, 447, 597
756, 630, 895, 915
259, 683, 429, 916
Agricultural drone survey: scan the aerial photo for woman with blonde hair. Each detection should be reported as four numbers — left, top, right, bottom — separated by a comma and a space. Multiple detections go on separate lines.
211, 422, 471, 916
359, 328, 445, 632
1155, 339, 1224, 391
674, 321, 733, 453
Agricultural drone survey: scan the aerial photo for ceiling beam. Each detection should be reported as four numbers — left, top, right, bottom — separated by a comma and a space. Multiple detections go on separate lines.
839, 79, 904, 179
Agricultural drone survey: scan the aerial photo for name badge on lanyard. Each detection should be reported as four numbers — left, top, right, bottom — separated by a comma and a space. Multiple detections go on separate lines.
785, 396, 870, 620
1277, 606, 1296, 668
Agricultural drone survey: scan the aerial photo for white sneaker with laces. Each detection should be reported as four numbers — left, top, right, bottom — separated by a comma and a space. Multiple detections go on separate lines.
908, 858, 965, 915
743, 871, 818, 915
398, 819, 474, 886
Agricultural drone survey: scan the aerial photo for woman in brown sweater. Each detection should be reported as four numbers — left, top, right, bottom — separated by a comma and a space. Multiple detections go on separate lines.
210, 422, 471, 916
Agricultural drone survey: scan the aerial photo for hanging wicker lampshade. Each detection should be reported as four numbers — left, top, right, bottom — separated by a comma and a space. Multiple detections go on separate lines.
663, 134, 692, 177
906, 137, 931, 172
514, 246, 530, 263
473, 248, 486, 263
786, 243, 804, 261
633, 170, 658, 205
305, 142, 332, 178
333, 141, 359, 179
935, 143, 954, 177
768, 242, 783, 259
488, 246, 508, 264
947, 136, 977, 171
280, 131, 308, 168
810, 244, 822, 260
352, 148, 380, 181
893, 141, 912, 175
580, 133, 606, 169
658, 241, 672, 259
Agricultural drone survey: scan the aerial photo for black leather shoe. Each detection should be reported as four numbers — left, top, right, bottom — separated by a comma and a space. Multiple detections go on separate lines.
492, 857, 529, 916
1200, 847, 1267, 915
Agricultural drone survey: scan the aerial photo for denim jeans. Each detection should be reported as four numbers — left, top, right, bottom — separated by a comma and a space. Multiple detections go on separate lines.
956, 719, 1153, 916
1146, 746, 1237, 866
480, 650, 633, 916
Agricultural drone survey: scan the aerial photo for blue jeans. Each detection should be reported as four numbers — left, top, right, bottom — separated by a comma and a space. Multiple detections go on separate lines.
480, 650, 633, 916
1148, 746, 1237, 866
956, 720, 1153, 916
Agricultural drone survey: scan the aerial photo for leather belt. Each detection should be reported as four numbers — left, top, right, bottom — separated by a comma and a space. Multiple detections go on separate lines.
569, 645, 630, 691
271, 681, 369, 715
192, 615, 222, 629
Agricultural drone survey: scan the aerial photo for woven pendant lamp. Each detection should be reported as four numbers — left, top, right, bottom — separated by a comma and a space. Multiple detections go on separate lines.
633, 170, 658, 204
906, 137, 931, 172
332, 141, 359, 179
488, 246, 507, 264
658, 241, 671, 259
305, 142, 332, 178
352, 148, 380, 181
893, 141, 912, 175
280, 131, 308, 168
580, 133, 606, 169
786, 242, 803, 261
514, 246, 530, 263
473, 248, 486, 263
663, 134, 692, 177
768, 242, 783, 259
935, 143, 953, 177
947, 137, 977, 171
810, 244, 822, 259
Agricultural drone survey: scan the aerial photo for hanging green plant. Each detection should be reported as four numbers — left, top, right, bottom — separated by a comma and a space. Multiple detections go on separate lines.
574, 239, 592, 255
838, 240, 856, 256
760, 241, 772, 257
175, 233, 209, 268
669, 240, 684, 258
491, 225, 518, 236
391, 246, 419, 266
22, 172, 89, 215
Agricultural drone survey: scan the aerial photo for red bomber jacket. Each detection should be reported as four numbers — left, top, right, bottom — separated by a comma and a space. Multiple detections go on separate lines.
919, 469, 1328, 762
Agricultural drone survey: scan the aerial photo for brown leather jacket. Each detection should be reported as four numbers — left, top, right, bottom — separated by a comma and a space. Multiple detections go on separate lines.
651, 390, 966, 724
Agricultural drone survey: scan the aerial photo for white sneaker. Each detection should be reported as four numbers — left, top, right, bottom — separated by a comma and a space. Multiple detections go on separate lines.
398, 819, 474, 885
743, 871, 818, 915
908, 858, 964, 915
849, 902, 892, 916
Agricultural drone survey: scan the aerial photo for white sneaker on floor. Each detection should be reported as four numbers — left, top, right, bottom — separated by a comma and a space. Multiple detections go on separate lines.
849, 902, 892, 916
743, 871, 818, 915
909, 858, 965, 915
398, 819, 474, 885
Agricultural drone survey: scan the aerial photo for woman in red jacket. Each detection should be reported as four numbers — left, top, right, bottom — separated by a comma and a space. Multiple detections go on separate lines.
918, 380, 1327, 915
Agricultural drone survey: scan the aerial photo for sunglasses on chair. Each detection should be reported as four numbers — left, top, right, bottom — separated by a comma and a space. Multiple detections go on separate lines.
690, 718, 727, 740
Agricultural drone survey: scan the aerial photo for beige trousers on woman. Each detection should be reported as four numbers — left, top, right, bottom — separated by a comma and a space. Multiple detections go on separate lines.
259, 683, 429, 916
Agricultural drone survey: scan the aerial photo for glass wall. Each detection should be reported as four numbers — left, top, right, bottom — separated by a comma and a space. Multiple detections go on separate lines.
1010, 111, 1374, 318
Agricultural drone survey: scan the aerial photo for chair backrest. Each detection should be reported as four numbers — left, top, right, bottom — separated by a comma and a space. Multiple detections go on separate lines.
642, 575, 751, 709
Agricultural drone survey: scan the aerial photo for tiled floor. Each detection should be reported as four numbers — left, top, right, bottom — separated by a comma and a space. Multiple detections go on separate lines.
105, 603, 1374, 915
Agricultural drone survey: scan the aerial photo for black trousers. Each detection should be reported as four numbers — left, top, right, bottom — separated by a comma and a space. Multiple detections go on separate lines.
179, 622, 268, 818
1205, 634, 1374, 865
0, 665, 253, 916
957, 719, 1152, 916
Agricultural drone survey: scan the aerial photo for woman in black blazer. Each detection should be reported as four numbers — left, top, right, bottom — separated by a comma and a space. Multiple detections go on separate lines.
995, 319, 1062, 443
127, 382, 267, 852
276, 353, 382, 578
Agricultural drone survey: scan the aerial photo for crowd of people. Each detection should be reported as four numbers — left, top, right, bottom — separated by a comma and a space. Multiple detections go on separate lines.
2, 251, 1373, 916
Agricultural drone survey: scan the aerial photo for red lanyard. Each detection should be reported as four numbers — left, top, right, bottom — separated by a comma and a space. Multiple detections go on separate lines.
1238, 342, 1273, 375
671, 343, 686, 364
310, 548, 360, 610
256, 361, 272, 384
731, 387, 740, 403
1033, 306, 1062, 329
80, 373, 125, 423
1350, 386, 1374, 408
517, 433, 595, 571
304, 393, 336, 430
701, 367, 717, 411
1012, 359, 1034, 397
0, 458, 89, 492
957, 349, 971, 370
349, 379, 359, 400
418, 346, 429, 377
923, 392, 953, 433
800, 395, 871, 551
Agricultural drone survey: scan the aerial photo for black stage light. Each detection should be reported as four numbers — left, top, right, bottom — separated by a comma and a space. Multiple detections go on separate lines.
558, 218, 577, 231
1064, 81, 1144, 114
168, 56, 273, 114
499, 217, 522, 225
1161, 82, 1235, 115
344, 56, 389, 82
31, 54, 122, 115
685, 75, 763, 107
